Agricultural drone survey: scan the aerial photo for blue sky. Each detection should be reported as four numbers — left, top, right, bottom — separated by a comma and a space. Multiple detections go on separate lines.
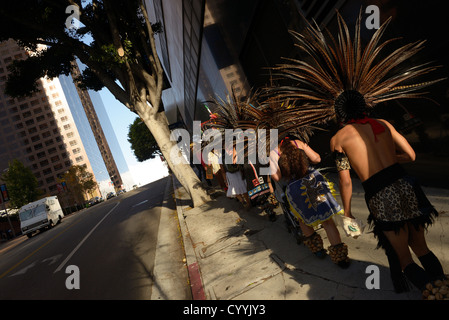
67, 17, 169, 188
97, 88, 169, 187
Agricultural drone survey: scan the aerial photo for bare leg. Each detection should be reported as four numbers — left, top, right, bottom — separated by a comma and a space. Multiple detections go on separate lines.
408, 223, 430, 257
383, 224, 430, 290
322, 218, 342, 246
409, 223, 445, 280
243, 193, 251, 210
382, 224, 414, 270
298, 221, 315, 238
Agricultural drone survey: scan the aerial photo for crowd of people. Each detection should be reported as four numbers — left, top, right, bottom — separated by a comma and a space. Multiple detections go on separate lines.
193, 107, 447, 297
188, 10, 448, 299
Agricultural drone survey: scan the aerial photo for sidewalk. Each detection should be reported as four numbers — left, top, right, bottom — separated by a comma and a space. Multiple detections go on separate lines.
172, 174, 449, 300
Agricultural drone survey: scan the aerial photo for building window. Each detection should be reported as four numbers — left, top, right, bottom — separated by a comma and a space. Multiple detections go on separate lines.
22, 111, 31, 118
9, 106, 18, 113
46, 177, 55, 184
40, 160, 49, 167
42, 131, 51, 138
31, 135, 40, 142
34, 143, 43, 150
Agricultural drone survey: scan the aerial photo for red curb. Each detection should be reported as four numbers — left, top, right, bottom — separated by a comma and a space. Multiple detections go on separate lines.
188, 262, 206, 300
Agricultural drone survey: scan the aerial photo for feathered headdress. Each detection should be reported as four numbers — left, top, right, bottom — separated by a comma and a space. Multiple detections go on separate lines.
271, 10, 445, 124
203, 88, 322, 159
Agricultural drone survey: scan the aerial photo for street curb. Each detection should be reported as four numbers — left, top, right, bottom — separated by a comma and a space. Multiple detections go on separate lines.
0, 235, 26, 255
171, 175, 207, 300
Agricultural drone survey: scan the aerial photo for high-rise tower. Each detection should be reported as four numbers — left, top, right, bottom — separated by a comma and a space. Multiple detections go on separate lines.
0, 39, 99, 205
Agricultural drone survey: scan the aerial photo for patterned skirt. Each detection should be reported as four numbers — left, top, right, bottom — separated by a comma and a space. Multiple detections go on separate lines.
285, 169, 343, 228
362, 163, 438, 233
243, 163, 270, 199
362, 163, 439, 293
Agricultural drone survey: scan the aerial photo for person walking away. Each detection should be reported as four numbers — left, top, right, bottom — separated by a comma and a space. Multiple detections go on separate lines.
330, 90, 445, 293
224, 145, 250, 209
276, 138, 350, 268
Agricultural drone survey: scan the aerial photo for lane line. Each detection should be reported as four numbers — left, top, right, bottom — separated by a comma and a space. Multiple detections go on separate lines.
53, 202, 120, 273
0, 217, 84, 279
132, 199, 148, 207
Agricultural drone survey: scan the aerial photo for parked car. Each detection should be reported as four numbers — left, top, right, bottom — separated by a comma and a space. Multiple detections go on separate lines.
106, 192, 116, 200
88, 197, 101, 206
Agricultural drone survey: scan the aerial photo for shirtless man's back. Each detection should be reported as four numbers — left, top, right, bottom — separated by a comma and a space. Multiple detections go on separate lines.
330, 119, 415, 181
330, 117, 445, 294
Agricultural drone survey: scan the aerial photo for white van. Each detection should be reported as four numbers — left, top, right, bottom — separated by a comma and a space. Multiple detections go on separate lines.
19, 196, 64, 238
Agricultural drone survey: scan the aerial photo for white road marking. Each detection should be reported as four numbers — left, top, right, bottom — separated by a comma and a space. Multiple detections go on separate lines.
10, 261, 36, 277
53, 202, 120, 273
42, 254, 62, 266
132, 200, 148, 207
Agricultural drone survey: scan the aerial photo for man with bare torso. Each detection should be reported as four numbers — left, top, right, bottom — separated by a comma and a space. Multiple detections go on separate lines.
330, 90, 445, 293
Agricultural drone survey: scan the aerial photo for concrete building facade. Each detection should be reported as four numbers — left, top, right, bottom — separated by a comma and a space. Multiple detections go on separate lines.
0, 39, 99, 205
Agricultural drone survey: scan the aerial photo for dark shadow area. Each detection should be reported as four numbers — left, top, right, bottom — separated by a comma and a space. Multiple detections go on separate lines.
172, 170, 441, 299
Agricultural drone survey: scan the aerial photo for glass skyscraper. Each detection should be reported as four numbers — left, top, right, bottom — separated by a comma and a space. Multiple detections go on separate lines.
58, 61, 133, 194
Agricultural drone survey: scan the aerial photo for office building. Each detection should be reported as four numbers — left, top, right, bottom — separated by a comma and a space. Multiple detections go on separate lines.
0, 39, 100, 205
145, 0, 448, 162
59, 61, 126, 193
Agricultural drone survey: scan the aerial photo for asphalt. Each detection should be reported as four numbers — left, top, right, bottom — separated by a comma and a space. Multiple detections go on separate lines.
172, 171, 449, 300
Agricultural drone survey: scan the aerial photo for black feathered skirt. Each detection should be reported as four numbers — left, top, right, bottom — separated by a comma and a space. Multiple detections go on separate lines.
362, 163, 439, 292
362, 163, 438, 235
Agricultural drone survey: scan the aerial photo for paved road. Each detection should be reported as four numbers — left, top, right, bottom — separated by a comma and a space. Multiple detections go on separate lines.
0, 177, 189, 300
